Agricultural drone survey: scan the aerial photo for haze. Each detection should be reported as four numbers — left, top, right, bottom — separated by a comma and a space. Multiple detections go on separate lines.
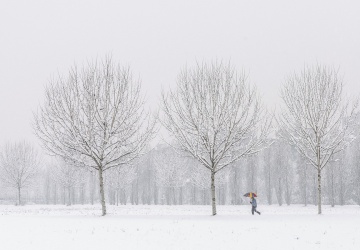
1, 0, 359, 147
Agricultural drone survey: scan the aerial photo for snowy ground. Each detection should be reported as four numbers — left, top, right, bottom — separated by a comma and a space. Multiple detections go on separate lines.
0, 204, 359, 250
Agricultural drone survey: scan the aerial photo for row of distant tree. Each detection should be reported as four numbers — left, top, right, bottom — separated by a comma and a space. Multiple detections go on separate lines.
0, 57, 358, 216
1, 138, 360, 209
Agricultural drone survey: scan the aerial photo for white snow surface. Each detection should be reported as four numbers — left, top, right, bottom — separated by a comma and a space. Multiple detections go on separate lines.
0, 204, 359, 250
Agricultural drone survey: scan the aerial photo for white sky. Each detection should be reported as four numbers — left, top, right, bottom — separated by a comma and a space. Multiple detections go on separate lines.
1, 0, 360, 147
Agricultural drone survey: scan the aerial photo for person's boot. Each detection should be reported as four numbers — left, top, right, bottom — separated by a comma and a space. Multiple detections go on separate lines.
257, 211, 261, 215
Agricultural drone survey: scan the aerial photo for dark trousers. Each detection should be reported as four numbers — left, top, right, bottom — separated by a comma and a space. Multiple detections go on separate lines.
252, 206, 260, 215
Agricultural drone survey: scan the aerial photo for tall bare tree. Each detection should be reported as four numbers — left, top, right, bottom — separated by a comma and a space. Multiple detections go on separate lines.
161, 62, 269, 215
0, 142, 40, 205
279, 65, 357, 214
34, 57, 155, 215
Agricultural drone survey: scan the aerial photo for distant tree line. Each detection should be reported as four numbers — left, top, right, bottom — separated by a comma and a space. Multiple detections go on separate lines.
1, 140, 360, 209
0, 57, 358, 216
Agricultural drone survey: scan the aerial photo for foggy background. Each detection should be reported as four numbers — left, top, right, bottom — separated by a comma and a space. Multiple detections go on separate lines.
1, 0, 360, 146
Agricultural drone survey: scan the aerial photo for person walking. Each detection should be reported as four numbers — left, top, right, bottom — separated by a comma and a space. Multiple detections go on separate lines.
250, 196, 261, 215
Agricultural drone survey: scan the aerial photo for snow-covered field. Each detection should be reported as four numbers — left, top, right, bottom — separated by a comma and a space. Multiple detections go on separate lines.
0, 204, 359, 250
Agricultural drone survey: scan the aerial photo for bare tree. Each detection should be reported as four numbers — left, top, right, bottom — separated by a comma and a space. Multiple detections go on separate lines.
34, 57, 155, 215
0, 142, 40, 205
161, 62, 269, 215
279, 65, 357, 214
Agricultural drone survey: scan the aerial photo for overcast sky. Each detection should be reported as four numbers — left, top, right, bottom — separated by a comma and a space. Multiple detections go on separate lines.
1, 0, 360, 147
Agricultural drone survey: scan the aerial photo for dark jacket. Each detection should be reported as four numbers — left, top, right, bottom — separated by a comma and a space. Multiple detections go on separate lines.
251, 198, 257, 207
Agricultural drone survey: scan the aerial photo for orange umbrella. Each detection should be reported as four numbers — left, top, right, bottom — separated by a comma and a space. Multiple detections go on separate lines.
243, 192, 257, 198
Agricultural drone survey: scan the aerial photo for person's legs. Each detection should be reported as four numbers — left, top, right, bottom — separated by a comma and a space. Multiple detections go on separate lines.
255, 208, 261, 215
251, 206, 255, 215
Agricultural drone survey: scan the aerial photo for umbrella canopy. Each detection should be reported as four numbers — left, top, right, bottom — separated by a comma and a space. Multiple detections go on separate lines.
243, 192, 257, 198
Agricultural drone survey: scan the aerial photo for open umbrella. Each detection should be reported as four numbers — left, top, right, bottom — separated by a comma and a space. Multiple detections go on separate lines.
243, 192, 257, 198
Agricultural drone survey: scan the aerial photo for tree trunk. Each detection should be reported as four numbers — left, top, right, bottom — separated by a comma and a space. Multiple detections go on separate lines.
179, 187, 183, 205
18, 186, 21, 206
317, 168, 322, 214
304, 164, 307, 206
154, 182, 158, 205
217, 186, 220, 205
131, 179, 139, 205
202, 189, 206, 205
90, 171, 94, 205
232, 168, 237, 205
72, 187, 76, 204
123, 189, 127, 205
211, 171, 216, 216
116, 189, 119, 206
313, 176, 317, 205
166, 187, 170, 205
331, 165, 335, 207
267, 168, 272, 205
81, 184, 85, 205
98, 168, 107, 216
67, 187, 71, 206
54, 183, 57, 205
276, 178, 283, 206
339, 167, 345, 206
173, 187, 177, 205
